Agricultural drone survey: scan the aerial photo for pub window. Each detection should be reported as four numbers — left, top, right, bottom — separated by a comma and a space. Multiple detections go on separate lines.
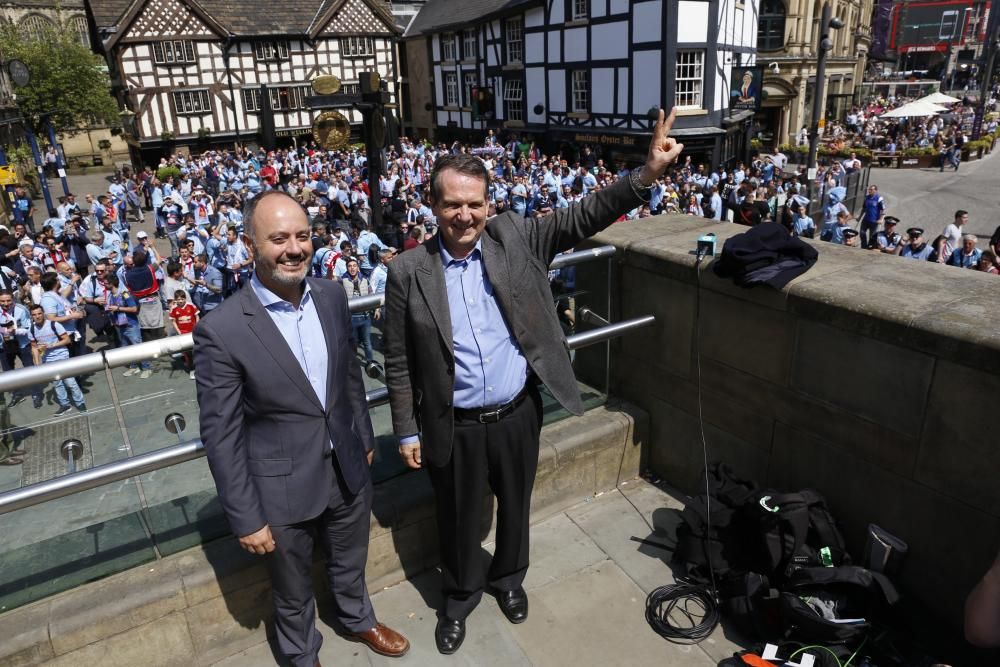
340, 82, 360, 94
254, 41, 290, 61
340, 36, 375, 57
503, 78, 523, 121
444, 72, 459, 106
571, 0, 589, 20
270, 85, 310, 111
758, 0, 787, 51
152, 40, 196, 64
172, 90, 211, 115
243, 88, 261, 113
244, 86, 310, 112
571, 69, 589, 113
506, 18, 523, 64
462, 29, 477, 59
674, 50, 704, 109
463, 71, 478, 106
440, 33, 457, 61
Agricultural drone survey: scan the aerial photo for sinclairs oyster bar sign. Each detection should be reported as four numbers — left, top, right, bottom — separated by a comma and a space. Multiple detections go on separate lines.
573, 133, 637, 146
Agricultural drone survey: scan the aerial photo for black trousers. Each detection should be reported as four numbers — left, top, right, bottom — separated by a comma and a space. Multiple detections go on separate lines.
265, 468, 375, 667
428, 384, 542, 620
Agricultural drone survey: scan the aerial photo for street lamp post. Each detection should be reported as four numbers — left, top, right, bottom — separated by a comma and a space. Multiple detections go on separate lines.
806, 2, 843, 195
973, 0, 1000, 138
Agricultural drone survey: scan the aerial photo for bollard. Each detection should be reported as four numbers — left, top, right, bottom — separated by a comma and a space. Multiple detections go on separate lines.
365, 361, 384, 381
61, 439, 83, 474
164, 413, 186, 443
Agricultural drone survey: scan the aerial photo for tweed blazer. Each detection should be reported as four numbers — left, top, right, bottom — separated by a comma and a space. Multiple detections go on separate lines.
384, 176, 643, 467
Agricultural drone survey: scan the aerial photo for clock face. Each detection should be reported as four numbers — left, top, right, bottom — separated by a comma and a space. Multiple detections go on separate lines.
7, 60, 29, 87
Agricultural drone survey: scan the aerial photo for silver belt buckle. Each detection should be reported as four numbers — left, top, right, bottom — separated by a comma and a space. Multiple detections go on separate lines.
478, 408, 502, 424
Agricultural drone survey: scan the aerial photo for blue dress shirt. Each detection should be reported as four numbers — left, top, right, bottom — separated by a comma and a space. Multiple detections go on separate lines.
250, 274, 333, 449
441, 239, 529, 410
400, 238, 530, 446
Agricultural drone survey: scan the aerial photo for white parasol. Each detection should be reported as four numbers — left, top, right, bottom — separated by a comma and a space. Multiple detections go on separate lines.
918, 92, 962, 105
879, 100, 949, 118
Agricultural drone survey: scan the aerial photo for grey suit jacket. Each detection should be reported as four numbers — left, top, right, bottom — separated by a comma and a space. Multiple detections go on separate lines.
384, 176, 644, 468
194, 277, 375, 538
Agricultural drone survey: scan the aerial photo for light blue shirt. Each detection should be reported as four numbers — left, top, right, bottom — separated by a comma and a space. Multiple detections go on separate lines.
250, 274, 331, 420
370, 263, 389, 294
443, 238, 527, 408
400, 239, 530, 445
793, 214, 815, 237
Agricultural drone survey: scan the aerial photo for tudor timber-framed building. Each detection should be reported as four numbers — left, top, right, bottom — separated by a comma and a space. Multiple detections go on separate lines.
404, 0, 759, 167
85, 0, 401, 164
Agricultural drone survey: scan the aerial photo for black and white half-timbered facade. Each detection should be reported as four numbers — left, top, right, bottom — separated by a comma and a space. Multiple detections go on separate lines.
405, 0, 759, 166
86, 0, 401, 161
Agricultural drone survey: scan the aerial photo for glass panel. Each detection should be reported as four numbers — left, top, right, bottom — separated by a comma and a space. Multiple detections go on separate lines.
110, 339, 226, 556
543, 253, 609, 424
0, 367, 153, 612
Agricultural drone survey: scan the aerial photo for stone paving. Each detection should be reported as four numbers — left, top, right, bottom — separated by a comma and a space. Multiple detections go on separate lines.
212, 480, 739, 667
872, 148, 997, 240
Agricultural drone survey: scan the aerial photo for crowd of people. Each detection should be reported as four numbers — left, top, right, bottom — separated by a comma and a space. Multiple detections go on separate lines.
793, 92, 999, 169
0, 111, 994, 455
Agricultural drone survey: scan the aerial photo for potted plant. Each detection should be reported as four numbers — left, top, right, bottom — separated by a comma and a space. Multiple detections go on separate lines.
161, 130, 176, 155
196, 126, 213, 149
898, 146, 936, 168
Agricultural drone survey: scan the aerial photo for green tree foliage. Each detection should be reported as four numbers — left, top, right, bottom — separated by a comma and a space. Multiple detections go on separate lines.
0, 16, 119, 134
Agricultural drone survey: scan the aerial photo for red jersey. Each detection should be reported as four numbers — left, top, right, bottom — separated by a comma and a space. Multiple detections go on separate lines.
169, 304, 198, 335
260, 165, 277, 185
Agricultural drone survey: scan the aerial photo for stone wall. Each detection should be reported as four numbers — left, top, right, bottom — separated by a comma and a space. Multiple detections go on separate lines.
579, 216, 1000, 638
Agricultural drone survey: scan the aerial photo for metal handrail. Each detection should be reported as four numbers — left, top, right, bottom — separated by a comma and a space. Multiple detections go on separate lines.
0, 314, 652, 516
0, 246, 616, 394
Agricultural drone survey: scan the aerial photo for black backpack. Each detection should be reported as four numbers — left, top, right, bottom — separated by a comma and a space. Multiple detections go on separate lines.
749, 488, 851, 583
780, 566, 899, 646
672, 463, 759, 582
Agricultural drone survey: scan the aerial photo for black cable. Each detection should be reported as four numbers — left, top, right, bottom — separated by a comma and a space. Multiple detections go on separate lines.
645, 581, 721, 644
643, 251, 721, 644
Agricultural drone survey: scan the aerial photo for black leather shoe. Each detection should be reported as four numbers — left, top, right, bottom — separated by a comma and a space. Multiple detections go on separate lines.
434, 616, 465, 655
496, 587, 528, 624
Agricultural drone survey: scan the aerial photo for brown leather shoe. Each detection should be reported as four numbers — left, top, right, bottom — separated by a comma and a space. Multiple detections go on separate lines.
347, 622, 410, 657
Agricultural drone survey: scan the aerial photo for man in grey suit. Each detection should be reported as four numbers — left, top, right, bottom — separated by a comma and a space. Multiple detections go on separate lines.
194, 191, 409, 666
384, 110, 684, 653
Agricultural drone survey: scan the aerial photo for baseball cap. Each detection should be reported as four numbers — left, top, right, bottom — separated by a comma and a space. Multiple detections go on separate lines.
136, 230, 148, 239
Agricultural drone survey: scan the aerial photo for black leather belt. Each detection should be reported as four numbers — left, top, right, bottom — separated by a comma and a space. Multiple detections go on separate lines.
454, 385, 530, 424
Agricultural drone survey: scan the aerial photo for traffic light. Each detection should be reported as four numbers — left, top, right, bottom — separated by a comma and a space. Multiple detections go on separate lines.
472, 87, 495, 121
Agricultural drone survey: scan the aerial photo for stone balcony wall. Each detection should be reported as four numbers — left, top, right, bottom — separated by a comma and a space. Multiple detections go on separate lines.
577, 215, 1000, 634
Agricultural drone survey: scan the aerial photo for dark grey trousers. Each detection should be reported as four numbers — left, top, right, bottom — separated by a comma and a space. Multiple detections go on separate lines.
266, 472, 375, 667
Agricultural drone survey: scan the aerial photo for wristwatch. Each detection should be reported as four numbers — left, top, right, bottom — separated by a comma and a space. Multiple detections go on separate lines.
628, 169, 653, 202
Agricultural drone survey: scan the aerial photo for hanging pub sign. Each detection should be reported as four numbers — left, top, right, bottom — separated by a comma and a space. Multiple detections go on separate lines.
730, 66, 764, 111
